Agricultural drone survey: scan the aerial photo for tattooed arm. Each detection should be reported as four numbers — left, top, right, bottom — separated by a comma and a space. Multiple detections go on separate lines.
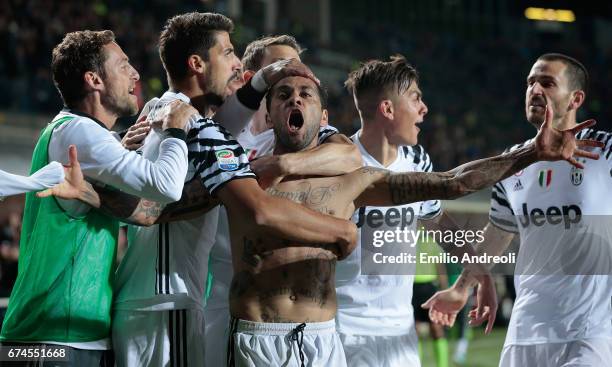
49, 176, 219, 226
351, 106, 601, 207
351, 143, 539, 208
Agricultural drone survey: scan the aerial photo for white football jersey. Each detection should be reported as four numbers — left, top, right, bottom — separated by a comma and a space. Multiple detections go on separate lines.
489, 129, 612, 345
335, 131, 441, 336
113, 91, 255, 312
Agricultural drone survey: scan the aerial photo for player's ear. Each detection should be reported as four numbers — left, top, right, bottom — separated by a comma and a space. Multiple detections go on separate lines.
379, 99, 394, 120
187, 54, 206, 75
320, 109, 329, 127
83, 71, 104, 92
265, 112, 273, 129
569, 90, 585, 111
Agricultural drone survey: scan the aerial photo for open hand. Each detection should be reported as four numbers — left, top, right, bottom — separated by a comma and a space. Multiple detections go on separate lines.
261, 59, 320, 87
535, 100, 603, 169
152, 100, 198, 132
422, 272, 498, 334
422, 286, 469, 328
37, 145, 86, 200
122, 114, 150, 150
468, 273, 498, 334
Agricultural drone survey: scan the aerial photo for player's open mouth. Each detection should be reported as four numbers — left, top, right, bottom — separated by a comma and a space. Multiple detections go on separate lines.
128, 87, 135, 95
529, 98, 546, 109
287, 109, 304, 133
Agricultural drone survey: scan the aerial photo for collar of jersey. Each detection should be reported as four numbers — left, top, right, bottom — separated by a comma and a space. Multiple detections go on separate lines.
162, 90, 190, 104
351, 130, 403, 169
61, 108, 107, 130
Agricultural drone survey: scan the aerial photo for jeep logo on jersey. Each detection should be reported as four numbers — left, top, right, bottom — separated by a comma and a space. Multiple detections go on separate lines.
216, 149, 239, 171
518, 203, 582, 229
356, 207, 416, 229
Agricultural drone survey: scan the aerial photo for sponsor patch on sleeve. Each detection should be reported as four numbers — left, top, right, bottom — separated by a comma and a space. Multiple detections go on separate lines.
216, 149, 239, 171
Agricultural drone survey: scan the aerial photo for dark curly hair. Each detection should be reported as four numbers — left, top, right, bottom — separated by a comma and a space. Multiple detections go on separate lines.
159, 12, 233, 80
51, 30, 115, 107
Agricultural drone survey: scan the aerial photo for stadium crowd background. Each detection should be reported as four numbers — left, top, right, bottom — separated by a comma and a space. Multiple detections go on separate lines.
1, 0, 611, 170
0, 1, 611, 364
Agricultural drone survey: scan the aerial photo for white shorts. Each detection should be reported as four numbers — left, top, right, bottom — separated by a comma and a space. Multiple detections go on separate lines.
338, 331, 421, 367
229, 318, 347, 367
500, 338, 612, 367
204, 306, 231, 366
112, 309, 205, 367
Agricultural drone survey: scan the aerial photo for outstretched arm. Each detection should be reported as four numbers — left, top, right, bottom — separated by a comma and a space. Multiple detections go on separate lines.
353, 107, 602, 207
0, 162, 64, 198
38, 145, 219, 226
352, 146, 535, 208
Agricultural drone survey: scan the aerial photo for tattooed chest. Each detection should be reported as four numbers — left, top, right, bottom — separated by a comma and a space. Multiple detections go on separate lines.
267, 182, 340, 214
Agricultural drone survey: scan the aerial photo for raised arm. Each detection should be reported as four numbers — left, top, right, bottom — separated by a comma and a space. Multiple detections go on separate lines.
215, 59, 319, 136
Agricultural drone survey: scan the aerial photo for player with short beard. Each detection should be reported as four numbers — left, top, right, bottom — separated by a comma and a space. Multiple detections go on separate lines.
36, 14, 357, 367
224, 70, 599, 367
425, 53, 612, 367
0, 30, 191, 365
204, 34, 362, 367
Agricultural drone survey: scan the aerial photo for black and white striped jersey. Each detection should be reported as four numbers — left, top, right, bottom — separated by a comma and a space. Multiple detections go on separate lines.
114, 91, 254, 312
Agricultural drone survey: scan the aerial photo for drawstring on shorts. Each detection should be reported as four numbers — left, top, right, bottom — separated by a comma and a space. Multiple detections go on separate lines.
290, 322, 306, 367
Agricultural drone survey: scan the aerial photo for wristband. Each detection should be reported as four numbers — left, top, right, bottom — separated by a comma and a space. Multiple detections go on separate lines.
162, 128, 187, 141
250, 69, 268, 92
236, 78, 267, 110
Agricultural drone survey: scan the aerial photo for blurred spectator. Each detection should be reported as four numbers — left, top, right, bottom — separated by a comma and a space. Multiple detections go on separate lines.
1, 0, 610, 169
0, 209, 22, 320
